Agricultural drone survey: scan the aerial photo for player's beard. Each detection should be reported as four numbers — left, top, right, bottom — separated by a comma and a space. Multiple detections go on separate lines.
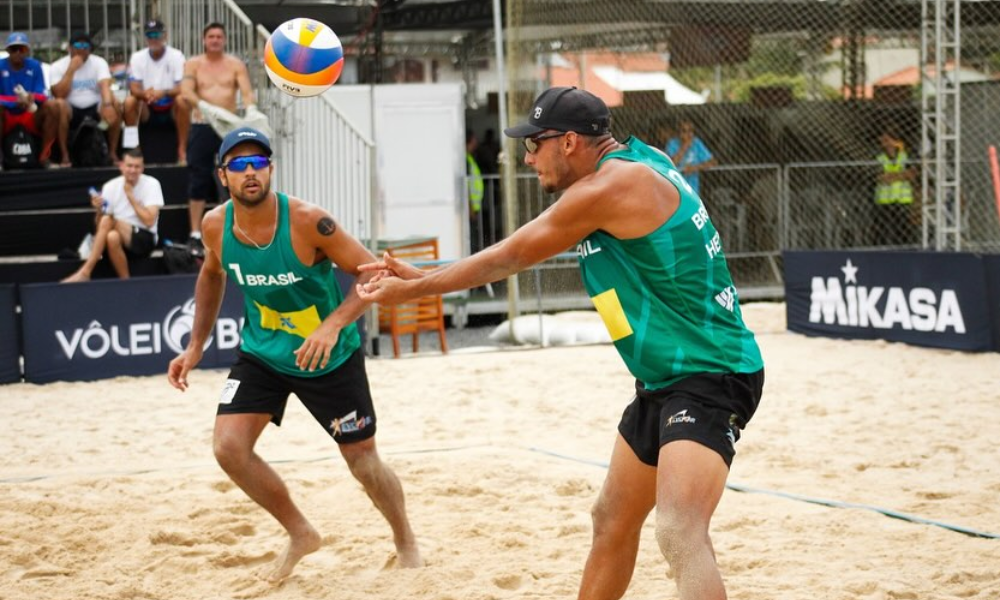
232, 177, 271, 207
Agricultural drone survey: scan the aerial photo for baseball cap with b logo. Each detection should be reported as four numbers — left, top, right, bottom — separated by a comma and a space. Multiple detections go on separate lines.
504, 87, 611, 138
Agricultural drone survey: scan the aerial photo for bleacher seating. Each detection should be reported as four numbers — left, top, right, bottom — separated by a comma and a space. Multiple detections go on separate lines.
0, 159, 193, 284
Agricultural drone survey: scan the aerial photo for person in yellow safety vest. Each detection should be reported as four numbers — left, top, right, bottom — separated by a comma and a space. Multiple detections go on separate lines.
874, 128, 916, 247
466, 130, 485, 251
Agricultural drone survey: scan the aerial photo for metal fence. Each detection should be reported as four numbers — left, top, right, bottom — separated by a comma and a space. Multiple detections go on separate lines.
263, 87, 376, 243
501, 0, 1000, 257
2, 0, 259, 76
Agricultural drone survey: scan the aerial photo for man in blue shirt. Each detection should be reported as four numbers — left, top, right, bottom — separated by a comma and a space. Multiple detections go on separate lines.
665, 119, 716, 196
0, 32, 58, 167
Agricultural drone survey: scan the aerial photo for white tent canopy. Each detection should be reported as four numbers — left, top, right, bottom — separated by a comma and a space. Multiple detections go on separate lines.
592, 66, 708, 105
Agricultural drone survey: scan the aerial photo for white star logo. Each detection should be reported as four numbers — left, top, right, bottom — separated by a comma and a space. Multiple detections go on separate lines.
841, 258, 859, 284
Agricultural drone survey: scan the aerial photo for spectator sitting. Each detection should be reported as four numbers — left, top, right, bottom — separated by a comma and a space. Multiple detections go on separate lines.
1, 32, 59, 169
62, 148, 163, 283
49, 31, 122, 166
123, 19, 189, 164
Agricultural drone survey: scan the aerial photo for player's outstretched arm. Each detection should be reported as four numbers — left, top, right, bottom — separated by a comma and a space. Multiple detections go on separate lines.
357, 180, 607, 306
359, 252, 427, 283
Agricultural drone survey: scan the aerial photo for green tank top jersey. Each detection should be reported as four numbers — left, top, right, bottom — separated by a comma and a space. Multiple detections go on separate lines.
221, 192, 360, 377
578, 137, 763, 389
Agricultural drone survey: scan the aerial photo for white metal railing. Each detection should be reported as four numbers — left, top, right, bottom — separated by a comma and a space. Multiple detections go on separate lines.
263, 89, 376, 244
256, 22, 375, 244
161, 0, 256, 66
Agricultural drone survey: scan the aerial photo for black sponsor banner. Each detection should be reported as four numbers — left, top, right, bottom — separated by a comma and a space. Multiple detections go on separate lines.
984, 255, 1000, 352
21, 275, 245, 383
0, 285, 20, 383
20, 270, 366, 383
784, 250, 994, 352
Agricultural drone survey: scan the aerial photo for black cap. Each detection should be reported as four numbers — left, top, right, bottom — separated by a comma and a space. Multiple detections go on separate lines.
144, 19, 165, 34
218, 127, 273, 163
504, 87, 611, 138
70, 31, 93, 47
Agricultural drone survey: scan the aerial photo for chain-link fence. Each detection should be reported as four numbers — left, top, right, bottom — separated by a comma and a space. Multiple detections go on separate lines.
500, 0, 1000, 295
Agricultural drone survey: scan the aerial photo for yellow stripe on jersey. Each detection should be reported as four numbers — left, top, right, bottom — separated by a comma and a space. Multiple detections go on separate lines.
255, 301, 322, 339
590, 288, 633, 342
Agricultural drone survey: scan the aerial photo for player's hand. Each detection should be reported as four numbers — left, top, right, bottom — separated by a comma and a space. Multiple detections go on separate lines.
358, 252, 426, 281
167, 347, 203, 391
356, 275, 413, 306
89, 192, 103, 209
69, 53, 85, 69
293, 322, 341, 372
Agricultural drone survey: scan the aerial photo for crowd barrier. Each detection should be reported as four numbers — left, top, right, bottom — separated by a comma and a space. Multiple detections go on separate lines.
1, 271, 362, 384
784, 250, 1000, 352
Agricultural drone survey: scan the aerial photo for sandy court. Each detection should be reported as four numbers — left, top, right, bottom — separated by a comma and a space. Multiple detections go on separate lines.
2, 302, 999, 600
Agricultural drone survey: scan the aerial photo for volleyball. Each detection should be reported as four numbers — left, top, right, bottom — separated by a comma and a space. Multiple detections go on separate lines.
264, 18, 344, 98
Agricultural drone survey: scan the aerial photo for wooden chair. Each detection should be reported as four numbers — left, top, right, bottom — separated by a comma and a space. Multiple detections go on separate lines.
377, 238, 448, 358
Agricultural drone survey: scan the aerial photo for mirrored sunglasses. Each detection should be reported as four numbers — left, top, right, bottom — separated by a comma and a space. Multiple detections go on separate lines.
145, 31, 164, 39
223, 155, 271, 172
71, 41, 92, 50
522, 131, 566, 154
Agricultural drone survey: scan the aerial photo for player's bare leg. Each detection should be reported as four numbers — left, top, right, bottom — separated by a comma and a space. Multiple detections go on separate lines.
655, 440, 729, 600
340, 438, 423, 567
213, 413, 321, 583
578, 434, 656, 600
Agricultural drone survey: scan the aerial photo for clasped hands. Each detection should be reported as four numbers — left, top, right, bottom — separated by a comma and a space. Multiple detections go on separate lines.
356, 252, 425, 306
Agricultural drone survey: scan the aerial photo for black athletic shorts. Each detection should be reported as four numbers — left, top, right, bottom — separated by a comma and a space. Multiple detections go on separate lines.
126, 227, 156, 258
618, 369, 764, 468
186, 124, 223, 201
217, 348, 377, 444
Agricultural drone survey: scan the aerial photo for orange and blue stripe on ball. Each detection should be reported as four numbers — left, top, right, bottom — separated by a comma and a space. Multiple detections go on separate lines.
264, 20, 344, 87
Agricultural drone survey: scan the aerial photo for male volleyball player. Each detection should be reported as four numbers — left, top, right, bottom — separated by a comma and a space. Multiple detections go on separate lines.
167, 126, 423, 582
357, 87, 764, 600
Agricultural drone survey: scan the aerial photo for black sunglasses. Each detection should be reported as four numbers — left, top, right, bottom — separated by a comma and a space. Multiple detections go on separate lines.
223, 155, 270, 172
523, 131, 566, 154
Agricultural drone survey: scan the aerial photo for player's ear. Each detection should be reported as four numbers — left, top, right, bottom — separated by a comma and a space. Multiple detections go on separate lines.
564, 131, 578, 153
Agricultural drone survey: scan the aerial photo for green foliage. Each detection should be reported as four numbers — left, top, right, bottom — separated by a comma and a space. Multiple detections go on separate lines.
670, 34, 839, 102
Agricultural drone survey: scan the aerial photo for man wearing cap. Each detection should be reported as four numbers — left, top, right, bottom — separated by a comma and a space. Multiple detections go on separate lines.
167, 126, 423, 582
0, 32, 59, 167
123, 19, 189, 164
49, 31, 122, 165
357, 86, 763, 600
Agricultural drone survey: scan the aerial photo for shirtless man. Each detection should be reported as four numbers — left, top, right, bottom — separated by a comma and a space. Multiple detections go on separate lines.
179, 22, 255, 255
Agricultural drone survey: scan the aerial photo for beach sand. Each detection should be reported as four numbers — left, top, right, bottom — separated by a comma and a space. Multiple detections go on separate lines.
2, 302, 999, 599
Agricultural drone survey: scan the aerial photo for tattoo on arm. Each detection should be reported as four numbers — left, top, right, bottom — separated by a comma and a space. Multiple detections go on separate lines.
317, 217, 337, 236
